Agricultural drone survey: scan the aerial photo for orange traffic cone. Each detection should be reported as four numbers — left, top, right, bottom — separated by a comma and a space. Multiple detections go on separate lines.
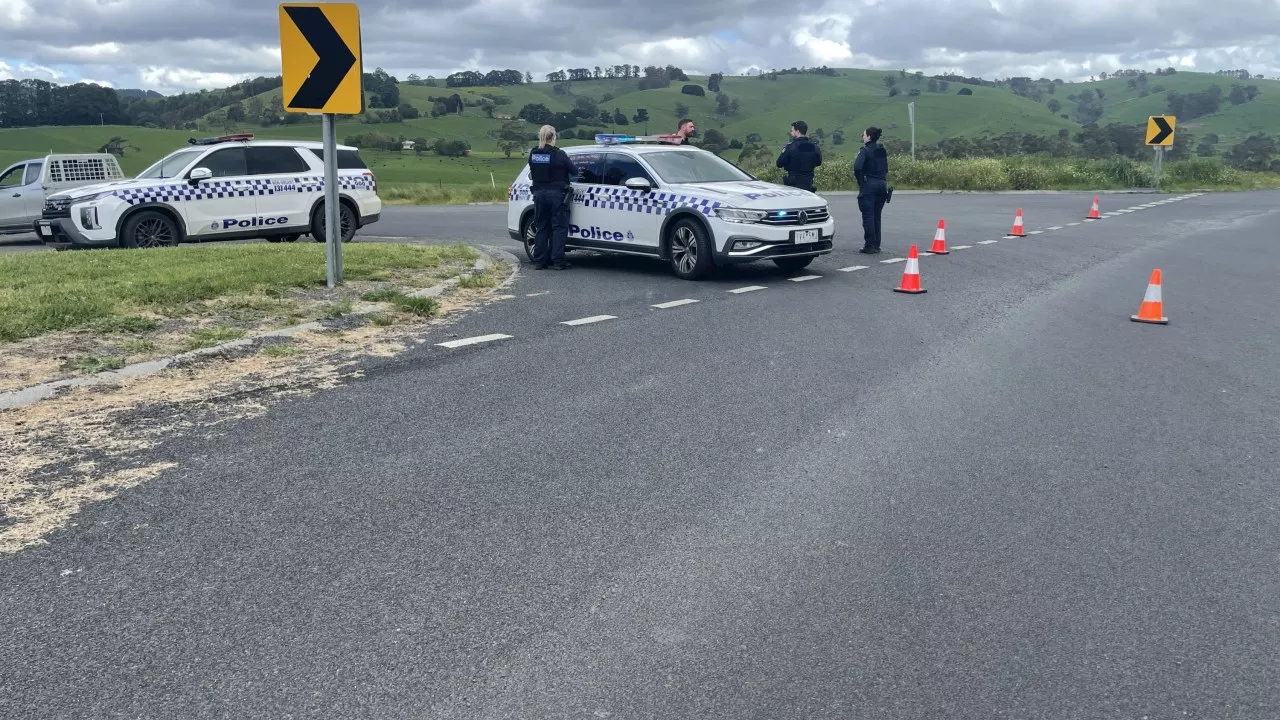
893, 245, 927, 294
928, 218, 950, 254
1130, 269, 1169, 324
1086, 195, 1101, 220
1007, 208, 1026, 237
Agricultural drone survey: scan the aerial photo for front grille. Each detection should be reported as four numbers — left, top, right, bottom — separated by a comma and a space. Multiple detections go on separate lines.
43, 198, 72, 219
757, 206, 829, 226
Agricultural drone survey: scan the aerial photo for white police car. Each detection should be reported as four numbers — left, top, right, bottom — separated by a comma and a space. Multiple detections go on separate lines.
34, 134, 381, 250
506, 134, 834, 280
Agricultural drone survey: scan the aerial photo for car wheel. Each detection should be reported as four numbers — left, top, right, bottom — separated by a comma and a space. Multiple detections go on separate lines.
120, 210, 179, 249
520, 213, 537, 262
310, 202, 357, 243
772, 256, 815, 272
667, 218, 714, 280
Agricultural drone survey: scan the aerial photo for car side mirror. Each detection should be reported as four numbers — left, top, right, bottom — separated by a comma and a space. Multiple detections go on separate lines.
188, 167, 212, 184
624, 177, 652, 192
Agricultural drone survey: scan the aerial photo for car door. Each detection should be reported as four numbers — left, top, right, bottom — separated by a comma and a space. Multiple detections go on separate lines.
0, 162, 32, 230
245, 145, 312, 233
600, 152, 663, 252
20, 161, 45, 220
564, 150, 607, 249
183, 146, 258, 239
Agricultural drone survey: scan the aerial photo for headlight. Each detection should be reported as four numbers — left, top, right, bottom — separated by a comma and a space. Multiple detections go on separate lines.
713, 207, 767, 223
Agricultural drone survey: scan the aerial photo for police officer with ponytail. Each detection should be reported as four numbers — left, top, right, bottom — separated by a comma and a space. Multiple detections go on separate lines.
527, 124, 575, 270
854, 126, 891, 254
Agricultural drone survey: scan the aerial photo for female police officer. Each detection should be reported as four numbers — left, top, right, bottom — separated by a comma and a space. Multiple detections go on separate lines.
853, 126, 890, 254
528, 124, 576, 270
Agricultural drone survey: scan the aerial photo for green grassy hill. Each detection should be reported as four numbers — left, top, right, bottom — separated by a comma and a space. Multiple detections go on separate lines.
4, 68, 1279, 190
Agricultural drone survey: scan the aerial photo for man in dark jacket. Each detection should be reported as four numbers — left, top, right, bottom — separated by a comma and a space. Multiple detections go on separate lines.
527, 124, 576, 270
776, 120, 822, 191
853, 126, 890, 253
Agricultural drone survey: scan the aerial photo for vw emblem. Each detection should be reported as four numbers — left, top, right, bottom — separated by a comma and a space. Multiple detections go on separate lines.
210, 221, 219, 230
798, 210, 809, 224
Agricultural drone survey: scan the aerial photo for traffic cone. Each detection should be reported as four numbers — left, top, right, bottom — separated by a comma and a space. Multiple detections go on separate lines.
893, 245, 927, 294
1130, 269, 1169, 324
1086, 195, 1101, 220
1007, 208, 1026, 237
928, 218, 950, 254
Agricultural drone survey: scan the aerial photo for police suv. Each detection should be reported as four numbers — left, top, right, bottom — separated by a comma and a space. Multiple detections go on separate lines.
34, 134, 381, 250
507, 134, 834, 280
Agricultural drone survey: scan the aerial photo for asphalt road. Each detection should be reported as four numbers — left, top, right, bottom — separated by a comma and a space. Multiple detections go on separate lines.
3, 190, 1278, 718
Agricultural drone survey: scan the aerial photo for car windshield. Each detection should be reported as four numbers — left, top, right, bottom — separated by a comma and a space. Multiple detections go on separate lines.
137, 149, 203, 179
641, 150, 754, 184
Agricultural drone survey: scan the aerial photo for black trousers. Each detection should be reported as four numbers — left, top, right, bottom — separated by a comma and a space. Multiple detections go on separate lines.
783, 174, 815, 192
857, 189, 887, 250
532, 188, 570, 266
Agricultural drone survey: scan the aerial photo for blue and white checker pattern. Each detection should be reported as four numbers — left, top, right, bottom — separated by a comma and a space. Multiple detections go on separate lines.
507, 183, 722, 217
111, 174, 375, 206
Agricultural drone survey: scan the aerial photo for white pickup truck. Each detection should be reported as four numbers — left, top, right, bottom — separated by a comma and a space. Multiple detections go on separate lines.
0, 154, 125, 235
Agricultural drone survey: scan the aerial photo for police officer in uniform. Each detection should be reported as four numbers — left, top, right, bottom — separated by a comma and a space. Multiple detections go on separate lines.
854, 126, 891, 254
527, 124, 576, 270
775, 120, 822, 191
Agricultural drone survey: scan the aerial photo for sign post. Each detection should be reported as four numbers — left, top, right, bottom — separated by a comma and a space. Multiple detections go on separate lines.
1146, 115, 1175, 189
907, 102, 916, 162
279, 2, 364, 288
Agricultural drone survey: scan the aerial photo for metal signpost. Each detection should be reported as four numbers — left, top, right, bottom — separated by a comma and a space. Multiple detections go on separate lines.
279, 2, 364, 288
907, 102, 916, 162
1146, 115, 1176, 188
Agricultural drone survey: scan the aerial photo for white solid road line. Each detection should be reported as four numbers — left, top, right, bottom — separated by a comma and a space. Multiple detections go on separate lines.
437, 333, 512, 349
838, 265, 869, 272
881, 257, 905, 263
789, 275, 822, 282
977, 240, 999, 245
652, 298, 699, 309
560, 315, 616, 326
728, 285, 767, 293
949, 245, 972, 250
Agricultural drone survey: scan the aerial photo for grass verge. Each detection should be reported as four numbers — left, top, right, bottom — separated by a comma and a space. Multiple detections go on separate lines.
381, 183, 509, 205
0, 241, 507, 392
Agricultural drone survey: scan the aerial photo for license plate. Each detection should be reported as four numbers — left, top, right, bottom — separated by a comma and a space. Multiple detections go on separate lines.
791, 228, 819, 244
37, 222, 52, 237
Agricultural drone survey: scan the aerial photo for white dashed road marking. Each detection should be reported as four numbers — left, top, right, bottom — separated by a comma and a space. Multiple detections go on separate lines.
652, 299, 699, 309
437, 334, 512, 349
1067, 222, 1081, 226
977, 240, 999, 245
561, 315, 616, 326
728, 285, 767, 293
1047, 226, 1064, 230
881, 257, 905, 264
838, 265, 869, 272
949, 245, 972, 250
1028, 230, 1043, 235
789, 275, 822, 282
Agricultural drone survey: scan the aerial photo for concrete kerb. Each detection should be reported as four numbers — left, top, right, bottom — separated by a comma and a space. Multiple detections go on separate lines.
0, 243, 519, 412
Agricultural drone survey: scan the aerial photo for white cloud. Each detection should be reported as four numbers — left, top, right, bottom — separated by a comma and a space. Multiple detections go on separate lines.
0, 0, 1278, 93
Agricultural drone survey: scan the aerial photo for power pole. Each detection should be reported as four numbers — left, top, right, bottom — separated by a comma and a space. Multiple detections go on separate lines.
907, 102, 916, 162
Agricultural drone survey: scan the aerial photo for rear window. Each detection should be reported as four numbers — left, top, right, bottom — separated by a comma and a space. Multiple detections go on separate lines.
306, 148, 368, 169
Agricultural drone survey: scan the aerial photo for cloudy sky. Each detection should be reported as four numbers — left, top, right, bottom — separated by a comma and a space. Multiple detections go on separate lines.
2, 0, 1279, 94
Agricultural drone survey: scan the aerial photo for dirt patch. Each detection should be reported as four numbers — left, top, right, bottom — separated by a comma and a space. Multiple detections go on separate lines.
0, 259, 514, 555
